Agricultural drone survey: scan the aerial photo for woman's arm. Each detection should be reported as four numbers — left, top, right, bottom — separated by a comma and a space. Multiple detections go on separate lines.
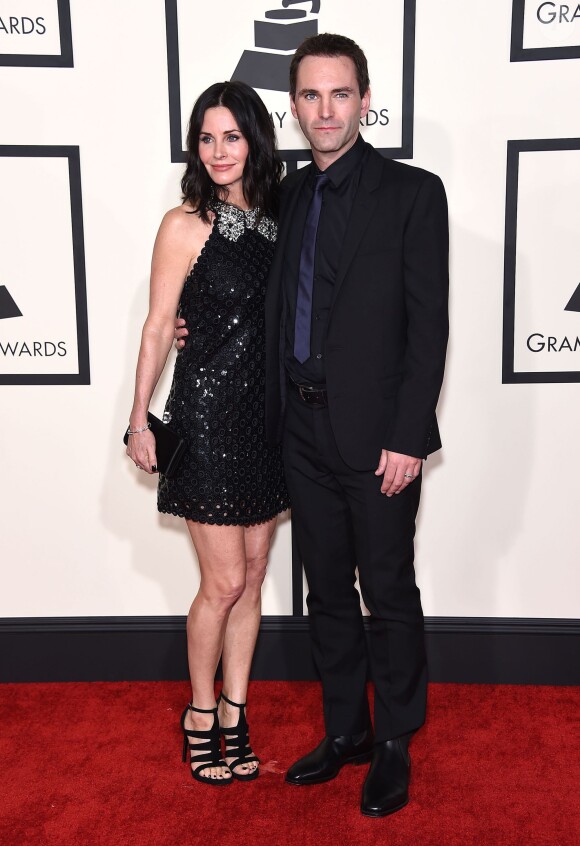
126, 206, 209, 473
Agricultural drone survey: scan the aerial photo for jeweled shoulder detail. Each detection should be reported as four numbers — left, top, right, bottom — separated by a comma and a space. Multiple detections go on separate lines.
210, 199, 277, 243
256, 214, 277, 242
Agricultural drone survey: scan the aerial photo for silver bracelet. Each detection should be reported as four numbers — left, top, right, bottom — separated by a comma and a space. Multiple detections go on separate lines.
127, 422, 151, 435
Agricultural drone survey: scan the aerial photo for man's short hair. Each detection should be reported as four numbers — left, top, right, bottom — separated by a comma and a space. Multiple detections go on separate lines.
289, 33, 370, 98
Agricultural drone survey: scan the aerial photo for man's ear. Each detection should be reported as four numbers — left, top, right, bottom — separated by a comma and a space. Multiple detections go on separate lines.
290, 95, 298, 119
360, 88, 371, 119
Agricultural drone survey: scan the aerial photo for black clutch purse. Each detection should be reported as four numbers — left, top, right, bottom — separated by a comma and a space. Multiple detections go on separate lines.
123, 412, 186, 478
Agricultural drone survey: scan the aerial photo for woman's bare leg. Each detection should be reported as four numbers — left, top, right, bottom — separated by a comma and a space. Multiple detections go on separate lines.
218, 517, 278, 775
183, 520, 247, 781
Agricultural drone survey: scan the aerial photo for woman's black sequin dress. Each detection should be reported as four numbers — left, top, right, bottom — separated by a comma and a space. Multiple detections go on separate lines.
158, 199, 289, 525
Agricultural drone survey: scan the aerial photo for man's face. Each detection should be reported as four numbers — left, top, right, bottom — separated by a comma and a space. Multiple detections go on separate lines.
290, 54, 370, 167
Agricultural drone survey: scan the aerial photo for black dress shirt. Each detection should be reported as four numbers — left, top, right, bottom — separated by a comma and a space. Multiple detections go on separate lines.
284, 134, 369, 386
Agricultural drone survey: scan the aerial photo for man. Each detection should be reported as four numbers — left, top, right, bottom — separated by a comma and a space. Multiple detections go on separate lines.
178, 33, 448, 817
265, 34, 448, 817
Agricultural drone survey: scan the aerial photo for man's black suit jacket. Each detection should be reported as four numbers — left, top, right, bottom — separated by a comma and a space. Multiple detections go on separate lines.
265, 141, 449, 471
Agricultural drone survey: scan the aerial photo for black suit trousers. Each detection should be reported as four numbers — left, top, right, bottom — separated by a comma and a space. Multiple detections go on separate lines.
283, 387, 428, 742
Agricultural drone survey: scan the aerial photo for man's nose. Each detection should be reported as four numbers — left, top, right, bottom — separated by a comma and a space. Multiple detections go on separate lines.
318, 95, 334, 119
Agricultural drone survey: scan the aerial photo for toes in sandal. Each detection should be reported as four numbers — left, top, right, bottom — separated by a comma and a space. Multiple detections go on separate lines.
181, 703, 232, 786
218, 693, 260, 782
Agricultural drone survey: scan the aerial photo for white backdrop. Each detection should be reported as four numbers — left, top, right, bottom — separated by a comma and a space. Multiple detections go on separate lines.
1, 0, 579, 619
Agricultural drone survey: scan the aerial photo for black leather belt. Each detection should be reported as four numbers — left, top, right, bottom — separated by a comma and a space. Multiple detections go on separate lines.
289, 379, 328, 407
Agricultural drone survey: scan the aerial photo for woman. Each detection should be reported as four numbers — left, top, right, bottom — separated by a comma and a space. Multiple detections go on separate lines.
126, 81, 288, 785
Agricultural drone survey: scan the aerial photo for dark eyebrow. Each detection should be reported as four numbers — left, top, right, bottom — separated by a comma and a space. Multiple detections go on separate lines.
199, 128, 241, 136
297, 87, 355, 96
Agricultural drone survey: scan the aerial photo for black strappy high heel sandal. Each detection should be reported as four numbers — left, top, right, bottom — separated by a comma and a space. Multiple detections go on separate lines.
181, 703, 232, 786
218, 693, 260, 782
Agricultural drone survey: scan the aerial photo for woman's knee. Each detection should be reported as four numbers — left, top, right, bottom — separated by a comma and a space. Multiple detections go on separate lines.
245, 551, 268, 588
199, 571, 246, 612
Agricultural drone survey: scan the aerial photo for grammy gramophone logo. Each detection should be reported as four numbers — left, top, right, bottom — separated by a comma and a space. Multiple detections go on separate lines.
565, 283, 580, 313
0, 285, 22, 319
523, 281, 580, 358
232, 0, 320, 91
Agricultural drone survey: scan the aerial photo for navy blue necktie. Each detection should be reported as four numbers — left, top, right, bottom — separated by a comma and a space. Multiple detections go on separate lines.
294, 172, 330, 363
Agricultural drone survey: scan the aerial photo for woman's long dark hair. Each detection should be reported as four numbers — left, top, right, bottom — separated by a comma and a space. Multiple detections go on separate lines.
181, 81, 283, 223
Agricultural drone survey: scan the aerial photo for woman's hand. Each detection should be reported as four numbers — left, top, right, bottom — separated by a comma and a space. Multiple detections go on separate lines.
126, 428, 158, 474
174, 317, 189, 350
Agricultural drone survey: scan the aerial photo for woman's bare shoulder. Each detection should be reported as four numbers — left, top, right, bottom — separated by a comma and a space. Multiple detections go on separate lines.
154, 203, 212, 263
159, 202, 210, 240
152, 203, 214, 279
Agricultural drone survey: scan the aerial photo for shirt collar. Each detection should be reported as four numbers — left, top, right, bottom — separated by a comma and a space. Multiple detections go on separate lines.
312, 134, 366, 188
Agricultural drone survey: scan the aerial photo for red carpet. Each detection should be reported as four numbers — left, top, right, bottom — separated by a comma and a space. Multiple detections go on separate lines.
1, 682, 579, 845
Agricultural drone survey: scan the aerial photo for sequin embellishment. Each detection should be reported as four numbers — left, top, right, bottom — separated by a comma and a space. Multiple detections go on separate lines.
157, 200, 288, 526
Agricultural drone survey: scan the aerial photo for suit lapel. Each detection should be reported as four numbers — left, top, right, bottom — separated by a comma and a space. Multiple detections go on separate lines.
278, 166, 311, 251
266, 165, 310, 311
266, 165, 312, 423
330, 148, 384, 313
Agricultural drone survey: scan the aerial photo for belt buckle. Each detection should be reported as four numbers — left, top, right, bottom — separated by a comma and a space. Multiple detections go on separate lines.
297, 383, 326, 406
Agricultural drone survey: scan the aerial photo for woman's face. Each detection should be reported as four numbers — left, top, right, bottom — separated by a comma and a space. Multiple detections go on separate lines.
198, 106, 249, 201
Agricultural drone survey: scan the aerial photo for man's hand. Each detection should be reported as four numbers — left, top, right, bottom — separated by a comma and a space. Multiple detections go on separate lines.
375, 450, 421, 497
174, 317, 188, 350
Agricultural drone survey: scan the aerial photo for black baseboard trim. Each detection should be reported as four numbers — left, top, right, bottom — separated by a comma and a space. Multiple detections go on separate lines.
1, 616, 578, 685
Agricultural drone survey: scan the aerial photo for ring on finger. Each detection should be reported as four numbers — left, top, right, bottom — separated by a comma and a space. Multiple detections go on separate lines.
404, 473, 414, 479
